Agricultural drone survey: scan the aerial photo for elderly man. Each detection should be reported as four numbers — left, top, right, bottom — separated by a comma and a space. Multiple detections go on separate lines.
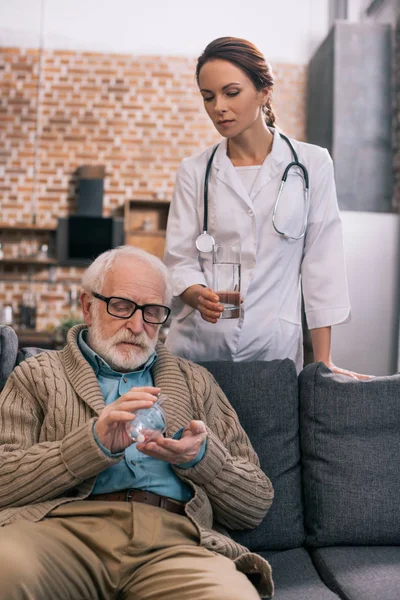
0, 246, 274, 599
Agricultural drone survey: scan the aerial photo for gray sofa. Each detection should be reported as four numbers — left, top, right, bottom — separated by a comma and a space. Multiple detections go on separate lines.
1, 324, 399, 599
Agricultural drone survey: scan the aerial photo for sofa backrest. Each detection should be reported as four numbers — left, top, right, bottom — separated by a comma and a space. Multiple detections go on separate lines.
200, 359, 305, 552
300, 362, 400, 547
0, 325, 47, 393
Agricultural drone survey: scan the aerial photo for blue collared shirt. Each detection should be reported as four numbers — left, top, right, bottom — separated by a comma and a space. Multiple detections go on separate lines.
78, 329, 204, 501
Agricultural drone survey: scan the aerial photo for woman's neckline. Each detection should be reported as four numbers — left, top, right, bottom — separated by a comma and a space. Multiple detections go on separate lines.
234, 165, 262, 170
227, 128, 274, 167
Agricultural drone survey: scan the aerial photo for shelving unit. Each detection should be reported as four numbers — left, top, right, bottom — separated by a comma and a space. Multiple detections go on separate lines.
0, 224, 60, 333
0, 223, 57, 267
124, 199, 170, 259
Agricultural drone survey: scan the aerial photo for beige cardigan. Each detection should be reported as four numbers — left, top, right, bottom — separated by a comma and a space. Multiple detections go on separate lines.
0, 324, 274, 597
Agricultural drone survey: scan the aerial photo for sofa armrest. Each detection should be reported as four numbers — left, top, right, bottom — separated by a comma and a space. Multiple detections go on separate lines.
0, 325, 18, 392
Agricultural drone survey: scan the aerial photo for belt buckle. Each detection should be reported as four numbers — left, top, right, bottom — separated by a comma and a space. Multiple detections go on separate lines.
125, 489, 133, 502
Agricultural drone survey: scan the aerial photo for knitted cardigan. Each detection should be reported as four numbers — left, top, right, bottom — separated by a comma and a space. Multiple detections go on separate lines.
0, 324, 274, 597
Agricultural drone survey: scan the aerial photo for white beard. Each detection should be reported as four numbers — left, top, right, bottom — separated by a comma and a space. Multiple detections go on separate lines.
88, 309, 158, 372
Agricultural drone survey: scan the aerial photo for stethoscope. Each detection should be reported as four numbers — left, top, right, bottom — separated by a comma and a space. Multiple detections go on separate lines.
195, 133, 310, 253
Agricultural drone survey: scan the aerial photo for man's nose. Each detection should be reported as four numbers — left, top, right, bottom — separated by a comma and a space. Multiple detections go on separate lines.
126, 308, 145, 333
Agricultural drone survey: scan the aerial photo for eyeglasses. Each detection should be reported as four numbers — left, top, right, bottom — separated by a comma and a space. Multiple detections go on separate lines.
92, 292, 171, 325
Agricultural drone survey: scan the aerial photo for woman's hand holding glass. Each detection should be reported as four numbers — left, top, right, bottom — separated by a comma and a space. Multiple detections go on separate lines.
182, 284, 224, 323
197, 287, 225, 323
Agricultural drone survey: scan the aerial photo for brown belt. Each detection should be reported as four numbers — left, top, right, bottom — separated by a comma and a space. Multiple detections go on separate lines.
87, 489, 186, 516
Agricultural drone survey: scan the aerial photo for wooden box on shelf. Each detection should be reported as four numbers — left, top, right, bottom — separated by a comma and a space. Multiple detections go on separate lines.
125, 232, 166, 259
124, 199, 170, 259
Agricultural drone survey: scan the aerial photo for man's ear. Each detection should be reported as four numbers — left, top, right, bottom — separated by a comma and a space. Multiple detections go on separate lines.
80, 292, 93, 326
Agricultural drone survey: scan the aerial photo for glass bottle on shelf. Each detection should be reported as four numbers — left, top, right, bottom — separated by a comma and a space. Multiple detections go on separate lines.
141, 218, 154, 232
37, 244, 49, 261
0, 304, 13, 325
20, 290, 37, 330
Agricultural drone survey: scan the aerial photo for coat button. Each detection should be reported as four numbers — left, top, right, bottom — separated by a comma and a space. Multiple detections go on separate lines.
123, 377, 127, 383
248, 209, 254, 216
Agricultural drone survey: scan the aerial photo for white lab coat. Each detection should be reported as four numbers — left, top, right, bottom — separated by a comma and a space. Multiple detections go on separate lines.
163, 129, 350, 372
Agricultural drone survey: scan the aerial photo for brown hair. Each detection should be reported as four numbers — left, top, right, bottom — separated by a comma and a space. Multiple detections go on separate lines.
196, 37, 276, 127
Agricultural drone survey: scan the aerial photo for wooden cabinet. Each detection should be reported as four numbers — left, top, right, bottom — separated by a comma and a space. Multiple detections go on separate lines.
124, 200, 170, 259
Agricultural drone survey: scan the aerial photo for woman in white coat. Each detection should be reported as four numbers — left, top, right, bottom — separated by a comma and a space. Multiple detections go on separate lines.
164, 36, 368, 379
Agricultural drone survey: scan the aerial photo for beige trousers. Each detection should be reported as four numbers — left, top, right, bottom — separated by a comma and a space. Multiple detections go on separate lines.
0, 501, 260, 600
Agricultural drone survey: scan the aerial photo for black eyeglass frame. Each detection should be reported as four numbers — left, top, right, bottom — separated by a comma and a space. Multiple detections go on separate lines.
92, 292, 171, 325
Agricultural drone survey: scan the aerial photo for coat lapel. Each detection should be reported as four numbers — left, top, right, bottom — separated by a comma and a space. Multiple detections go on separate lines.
213, 139, 252, 209
249, 128, 287, 199
152, 342, 193, 436
63, 324, 106, 415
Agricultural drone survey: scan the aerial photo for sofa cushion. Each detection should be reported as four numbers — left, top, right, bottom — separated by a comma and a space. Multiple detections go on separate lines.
260, 548, 340, 599
0, 325, 18, 392
300, 362, 400, 546
311, 546, 400, 600
200, 359, 305, 551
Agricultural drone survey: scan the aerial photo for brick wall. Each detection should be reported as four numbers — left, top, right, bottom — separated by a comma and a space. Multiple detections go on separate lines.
0, 46, 307, 332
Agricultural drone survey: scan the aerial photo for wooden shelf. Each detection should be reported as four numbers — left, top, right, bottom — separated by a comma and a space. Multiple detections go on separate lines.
0, 258, 57, 266
0, 273, 80, 283
0, 224, 56, 232
126, 200, 170, 208
125, 230, 166, 237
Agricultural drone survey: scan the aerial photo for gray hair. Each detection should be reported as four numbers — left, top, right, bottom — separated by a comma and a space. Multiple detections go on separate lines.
81, 245, 173, 305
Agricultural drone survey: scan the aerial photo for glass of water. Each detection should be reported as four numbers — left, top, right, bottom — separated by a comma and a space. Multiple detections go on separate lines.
212, 243, 241, 319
